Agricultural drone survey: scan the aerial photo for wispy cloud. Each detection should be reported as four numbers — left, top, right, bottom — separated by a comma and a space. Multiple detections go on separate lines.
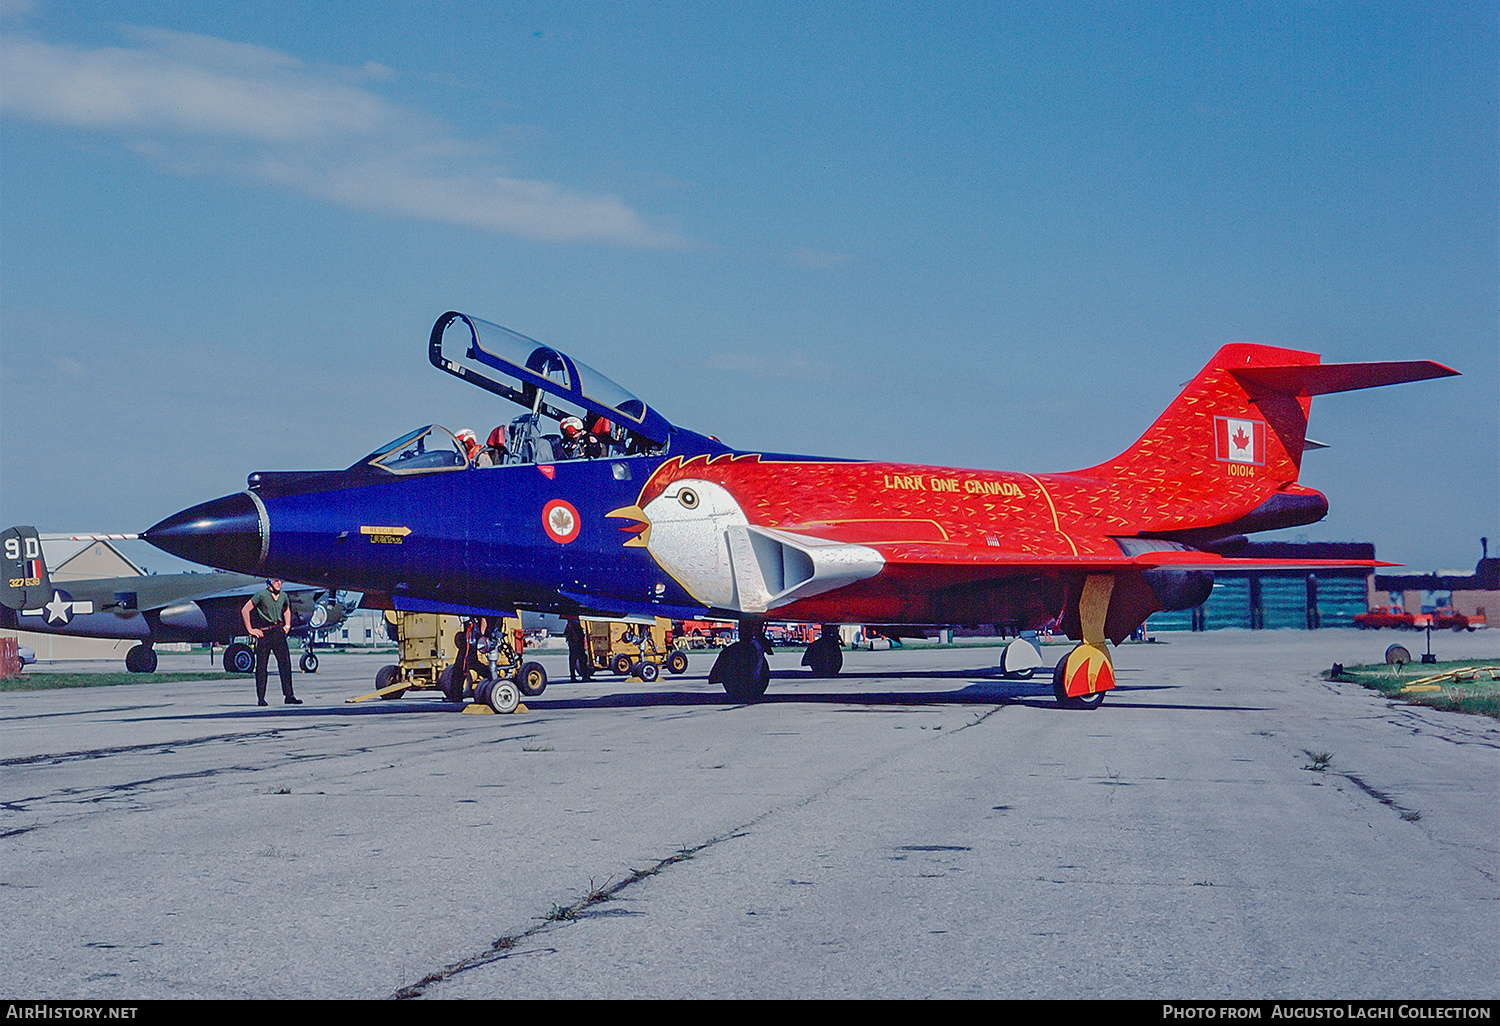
0, 25, 689, 247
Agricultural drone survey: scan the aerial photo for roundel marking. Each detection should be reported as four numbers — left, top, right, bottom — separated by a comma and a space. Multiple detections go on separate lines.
44, 589, 76, 626
542, 499, 581, 544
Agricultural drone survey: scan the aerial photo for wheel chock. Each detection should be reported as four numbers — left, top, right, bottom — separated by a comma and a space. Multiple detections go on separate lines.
460, 702, 529, 715
345, 682, 411, 703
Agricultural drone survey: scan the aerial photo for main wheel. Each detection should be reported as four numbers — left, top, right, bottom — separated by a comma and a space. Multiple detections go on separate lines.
516, 661, 548, 696
375, 664, 407, 699
487, 679, 520, 714
1052, 656, 1105, 709
712, 641, 771, 702
299, 652, 319, 674
803, 637, 843, 677
637, 660, 660, 682
224, 643, 255, 675
665, 650, 689, 675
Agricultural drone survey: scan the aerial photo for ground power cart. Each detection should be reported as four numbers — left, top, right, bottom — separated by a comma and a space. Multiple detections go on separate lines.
356, 610, 544, 713
584, 616, 688, 681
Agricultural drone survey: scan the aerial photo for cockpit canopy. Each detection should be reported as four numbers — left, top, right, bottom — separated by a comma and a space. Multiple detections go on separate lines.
362, 425, 468, 474
247, 312, 728, 495
429, 311, 673, 448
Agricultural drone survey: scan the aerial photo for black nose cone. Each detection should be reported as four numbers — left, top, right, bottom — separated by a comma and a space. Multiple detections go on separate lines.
145, 492, 265, 573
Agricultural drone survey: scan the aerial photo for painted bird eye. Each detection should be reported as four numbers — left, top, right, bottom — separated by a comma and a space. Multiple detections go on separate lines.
677, 488, 699, 509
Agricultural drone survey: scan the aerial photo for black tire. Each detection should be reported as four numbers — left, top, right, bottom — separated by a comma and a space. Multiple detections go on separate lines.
516, 661, 547, 697
665, 650, 689, 675
712, 641, 771, 702
299, 652, 319, 674
611, 652, 633, 676
224, 643, 255, 675
376, 664, 407, 699
1052, 655, 1105, 710
1052, 658, 1070, 706
637, 660, 659, 683
805, 638, 843, 677
438, 665, 463, 703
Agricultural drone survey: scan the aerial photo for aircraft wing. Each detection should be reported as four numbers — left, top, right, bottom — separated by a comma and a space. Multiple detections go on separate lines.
870, 543, 1392, 574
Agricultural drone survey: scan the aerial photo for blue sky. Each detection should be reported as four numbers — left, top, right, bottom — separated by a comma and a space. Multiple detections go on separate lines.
1, 1, 1495, 576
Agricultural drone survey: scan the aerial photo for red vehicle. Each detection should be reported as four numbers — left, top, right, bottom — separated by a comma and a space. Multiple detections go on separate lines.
1354, 606, 1429, 629
1429, 608, 1482, 632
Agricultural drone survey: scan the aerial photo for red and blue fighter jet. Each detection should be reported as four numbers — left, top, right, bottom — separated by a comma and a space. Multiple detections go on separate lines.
143, 312, 1457, 707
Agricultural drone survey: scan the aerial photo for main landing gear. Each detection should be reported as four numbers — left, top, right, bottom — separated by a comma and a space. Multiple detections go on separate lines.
1053, 574, 1117, 710
223, 642, 255, 675
801, 625, 843, 678
124, 643, 157, 673
709, 619, 772, 702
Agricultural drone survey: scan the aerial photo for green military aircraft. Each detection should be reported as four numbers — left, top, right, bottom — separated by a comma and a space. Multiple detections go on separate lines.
1, 525, 355, 673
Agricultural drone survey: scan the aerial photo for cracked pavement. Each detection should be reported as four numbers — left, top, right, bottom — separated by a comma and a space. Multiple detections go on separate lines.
2, 629, 1496, 999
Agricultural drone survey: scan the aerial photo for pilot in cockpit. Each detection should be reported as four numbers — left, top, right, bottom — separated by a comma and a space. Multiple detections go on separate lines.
476, 426, 506, 467
455, 428, 482, 465
559, 416, 603, 460
589, 416, 615, 456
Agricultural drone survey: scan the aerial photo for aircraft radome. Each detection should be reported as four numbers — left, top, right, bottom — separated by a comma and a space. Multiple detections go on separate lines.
1, 526, 356, 673
142, 312, 1457, 707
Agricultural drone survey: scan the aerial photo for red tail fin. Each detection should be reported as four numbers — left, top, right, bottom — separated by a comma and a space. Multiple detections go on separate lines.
1075, 345, 1457, 537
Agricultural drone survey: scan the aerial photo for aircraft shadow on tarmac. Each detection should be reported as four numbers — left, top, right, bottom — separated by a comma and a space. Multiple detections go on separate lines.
173, 664, 1225, 719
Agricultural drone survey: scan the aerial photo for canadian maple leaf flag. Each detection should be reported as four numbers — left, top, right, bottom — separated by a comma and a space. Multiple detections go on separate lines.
1216, 416, 1265, 464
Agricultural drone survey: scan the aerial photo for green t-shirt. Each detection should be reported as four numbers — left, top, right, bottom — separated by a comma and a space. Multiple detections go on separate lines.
249, 588, 289, 629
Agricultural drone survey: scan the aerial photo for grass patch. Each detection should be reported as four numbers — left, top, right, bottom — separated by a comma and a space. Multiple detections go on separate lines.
0, 671, 243, 692
1325, 660, 1500, 719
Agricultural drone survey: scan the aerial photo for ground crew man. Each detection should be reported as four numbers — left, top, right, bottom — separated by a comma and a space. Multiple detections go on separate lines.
241, 577, 301, 706
564, 617, 592, 681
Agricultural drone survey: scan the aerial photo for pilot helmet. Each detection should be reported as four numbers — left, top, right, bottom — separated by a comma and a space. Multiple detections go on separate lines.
560, 416, 584, 437
455, 428, 477, 444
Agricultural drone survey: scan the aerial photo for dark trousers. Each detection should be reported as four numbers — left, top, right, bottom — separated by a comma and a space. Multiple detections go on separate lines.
568, 640, 591, 681
255, 628, 294, 701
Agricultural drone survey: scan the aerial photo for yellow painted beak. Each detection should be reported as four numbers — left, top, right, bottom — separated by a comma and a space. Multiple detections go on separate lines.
606, 504, 651, 548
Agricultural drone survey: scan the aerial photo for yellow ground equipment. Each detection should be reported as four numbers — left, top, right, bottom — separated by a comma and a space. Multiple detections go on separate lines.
583, 616, 688, 682
349, 610, 542, 713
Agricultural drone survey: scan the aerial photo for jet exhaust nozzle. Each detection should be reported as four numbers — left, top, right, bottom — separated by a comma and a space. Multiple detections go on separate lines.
145, 492, 265, 574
